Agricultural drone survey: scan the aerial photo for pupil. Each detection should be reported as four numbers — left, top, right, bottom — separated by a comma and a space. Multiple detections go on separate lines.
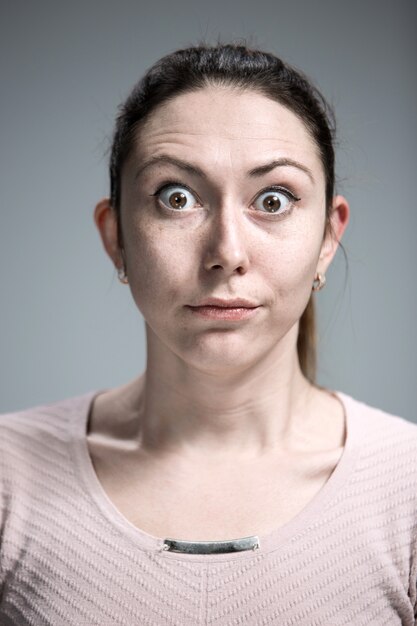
263, 195, 281, 212
169, 192, 187, 208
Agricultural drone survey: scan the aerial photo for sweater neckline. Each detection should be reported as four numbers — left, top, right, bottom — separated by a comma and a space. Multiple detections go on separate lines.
70, 389, 361, 563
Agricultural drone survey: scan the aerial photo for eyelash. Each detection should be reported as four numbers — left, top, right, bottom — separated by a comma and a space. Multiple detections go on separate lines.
150, 180, 301, 217
150, 181, 200, 203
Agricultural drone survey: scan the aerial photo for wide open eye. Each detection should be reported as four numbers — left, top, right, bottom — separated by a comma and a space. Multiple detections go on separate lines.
157, 184, 199, 210
253, 188, 297, 215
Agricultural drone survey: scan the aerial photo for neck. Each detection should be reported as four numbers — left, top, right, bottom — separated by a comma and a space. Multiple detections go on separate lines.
125, 323, 316, 460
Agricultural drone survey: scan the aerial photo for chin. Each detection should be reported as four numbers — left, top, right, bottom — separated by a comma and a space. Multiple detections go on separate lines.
179, 332, 276, 374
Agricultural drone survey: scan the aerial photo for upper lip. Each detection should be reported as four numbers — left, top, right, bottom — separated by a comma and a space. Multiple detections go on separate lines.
188, 298, 260, 308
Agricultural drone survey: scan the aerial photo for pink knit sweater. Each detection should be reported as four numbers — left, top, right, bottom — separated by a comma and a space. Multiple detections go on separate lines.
1, 390, 417, 625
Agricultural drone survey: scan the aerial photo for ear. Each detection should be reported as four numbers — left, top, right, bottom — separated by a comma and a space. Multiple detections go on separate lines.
94, 198, 124, 270
317, 195, 350, 275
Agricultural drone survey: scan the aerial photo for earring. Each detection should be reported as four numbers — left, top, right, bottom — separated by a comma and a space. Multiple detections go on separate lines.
117, 266, 129, 284
312, 272, 326, 291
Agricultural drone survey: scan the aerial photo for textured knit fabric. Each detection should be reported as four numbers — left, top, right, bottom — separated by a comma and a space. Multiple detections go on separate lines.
1, 390, 417, 626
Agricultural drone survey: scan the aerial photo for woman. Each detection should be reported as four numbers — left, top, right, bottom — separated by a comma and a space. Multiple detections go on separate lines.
1, 44, 416, 625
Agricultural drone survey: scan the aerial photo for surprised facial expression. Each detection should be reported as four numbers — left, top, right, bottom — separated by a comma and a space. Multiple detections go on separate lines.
119, 86, 329, 373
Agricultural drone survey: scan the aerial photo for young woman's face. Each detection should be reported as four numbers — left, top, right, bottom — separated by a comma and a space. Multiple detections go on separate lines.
117, 87, 341, 373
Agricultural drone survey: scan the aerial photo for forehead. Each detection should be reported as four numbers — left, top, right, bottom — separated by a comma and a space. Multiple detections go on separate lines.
131, 86, 322, 177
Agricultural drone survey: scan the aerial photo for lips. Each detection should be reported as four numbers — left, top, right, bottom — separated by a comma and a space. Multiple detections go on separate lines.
185, 298, 261, 321
189, 297, 259, 308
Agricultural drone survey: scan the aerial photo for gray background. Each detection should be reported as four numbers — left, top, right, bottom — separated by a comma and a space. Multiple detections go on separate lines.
1, 0, 416, 421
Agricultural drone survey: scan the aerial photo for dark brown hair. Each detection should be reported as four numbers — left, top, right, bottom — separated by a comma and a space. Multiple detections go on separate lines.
109, 43, 338, 383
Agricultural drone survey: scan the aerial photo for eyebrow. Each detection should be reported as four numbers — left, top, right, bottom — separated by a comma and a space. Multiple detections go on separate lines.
135, 155, 207, 180
247, 158, 314, 182
135, 155, 314, 183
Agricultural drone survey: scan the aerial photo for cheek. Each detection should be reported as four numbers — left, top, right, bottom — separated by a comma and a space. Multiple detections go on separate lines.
257, 226, 322, 325
123, 222, 194, 312
261, 225, 322, 289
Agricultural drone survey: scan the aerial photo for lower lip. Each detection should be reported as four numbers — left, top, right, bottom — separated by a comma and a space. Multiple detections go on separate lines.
186, 306, 260, 320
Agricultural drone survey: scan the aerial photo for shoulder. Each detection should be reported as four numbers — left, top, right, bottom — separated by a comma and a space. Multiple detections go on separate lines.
0, 392, 97, 485
339, 391, 417, 440
338, 391, 417, 501
0, 392, 95, 440
329, 393, 417, 560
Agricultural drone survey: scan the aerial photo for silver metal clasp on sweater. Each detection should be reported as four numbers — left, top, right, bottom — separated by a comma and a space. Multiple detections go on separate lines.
162, 535, 260, 554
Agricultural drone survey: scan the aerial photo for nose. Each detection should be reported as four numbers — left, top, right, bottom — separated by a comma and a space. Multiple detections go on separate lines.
202, 205, 250, 275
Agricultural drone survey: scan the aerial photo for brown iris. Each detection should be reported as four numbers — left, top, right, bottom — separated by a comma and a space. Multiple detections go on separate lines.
262, 194, 282, 213
169, 192, 187, 209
